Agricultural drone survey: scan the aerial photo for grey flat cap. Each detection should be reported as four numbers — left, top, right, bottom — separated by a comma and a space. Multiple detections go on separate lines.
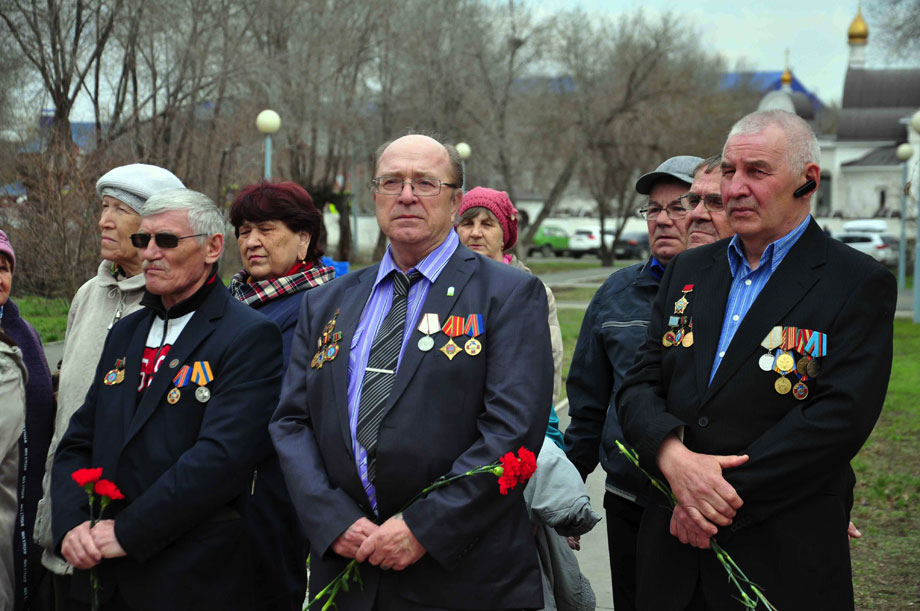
96, 163, 185, 215
635, 155, 702, 195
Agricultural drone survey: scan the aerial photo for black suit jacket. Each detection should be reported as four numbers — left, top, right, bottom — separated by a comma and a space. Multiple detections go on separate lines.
51, 281, 283, 610
270, 244, 553, 611
618, 220, 897, 610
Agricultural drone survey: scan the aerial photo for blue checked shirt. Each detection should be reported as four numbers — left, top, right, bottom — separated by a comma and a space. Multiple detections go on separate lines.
347, 231, 459, 511
709, 216, 811, 384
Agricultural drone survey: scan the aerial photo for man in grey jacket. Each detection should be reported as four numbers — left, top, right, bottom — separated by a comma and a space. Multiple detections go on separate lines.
564, 155, 699, 611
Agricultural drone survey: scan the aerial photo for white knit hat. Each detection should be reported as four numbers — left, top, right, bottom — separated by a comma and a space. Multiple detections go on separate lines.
96, 163, 185, 214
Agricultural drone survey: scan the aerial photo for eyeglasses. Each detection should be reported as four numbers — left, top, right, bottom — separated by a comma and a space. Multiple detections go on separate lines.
679, 192, 724, 212
371, 176, 460, 196
130, 232, 206, 249
638, 200, 689, 221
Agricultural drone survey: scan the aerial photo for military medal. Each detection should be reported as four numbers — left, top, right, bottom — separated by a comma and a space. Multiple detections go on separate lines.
439, 315, 464, 360
188, 361, 214, 404
104, 358, 126, 385
681, 322, 694, 348
774, 377, 792, 394
417, 313, 440, 352
167, 387, 181, 404
195, 386, 211, 403
463, 314, 484, 356
662, 330, 675, 347
759, 327, 782, 371
674, 284, 694, 314
313, 311, 342, 368
792, 381, 809, 400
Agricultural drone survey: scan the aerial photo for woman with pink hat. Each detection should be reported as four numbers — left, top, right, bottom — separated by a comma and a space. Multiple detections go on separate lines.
455, 186, 563, 406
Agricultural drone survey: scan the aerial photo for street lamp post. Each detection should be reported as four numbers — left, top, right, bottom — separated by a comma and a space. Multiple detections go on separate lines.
456, 142, 471, 191
912, 110, 920, 323
897, 143, 914, 289
256, 109, 282, 180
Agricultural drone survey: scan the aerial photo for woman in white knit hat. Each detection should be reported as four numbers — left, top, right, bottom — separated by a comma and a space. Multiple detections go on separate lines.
33, 163, 184, 602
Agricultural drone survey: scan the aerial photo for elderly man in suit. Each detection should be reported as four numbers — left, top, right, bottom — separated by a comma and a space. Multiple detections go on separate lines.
270, 134, 553, 610
51, 189, 282, 610
618, 109, 896, 610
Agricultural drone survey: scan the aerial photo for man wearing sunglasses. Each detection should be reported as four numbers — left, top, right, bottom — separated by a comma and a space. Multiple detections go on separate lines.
271, 134, 553, 610
565, 155, 700, 611
50, 188, 283, 610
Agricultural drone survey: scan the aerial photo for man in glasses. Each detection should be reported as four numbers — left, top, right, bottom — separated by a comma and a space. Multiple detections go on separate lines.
565, 154, 700, 611
684, 155, 733, 247
271, 134, 553, 610
50, 188, 283, 610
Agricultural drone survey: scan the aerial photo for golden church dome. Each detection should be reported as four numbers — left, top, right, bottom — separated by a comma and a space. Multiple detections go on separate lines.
849, 6, 868, 45
781, 68, 792, 86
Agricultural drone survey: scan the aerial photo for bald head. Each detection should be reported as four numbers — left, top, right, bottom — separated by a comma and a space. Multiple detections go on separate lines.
374, 134, 463, 187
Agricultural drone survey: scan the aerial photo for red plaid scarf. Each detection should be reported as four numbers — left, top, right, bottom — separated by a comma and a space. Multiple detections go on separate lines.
228, 263, 335, 307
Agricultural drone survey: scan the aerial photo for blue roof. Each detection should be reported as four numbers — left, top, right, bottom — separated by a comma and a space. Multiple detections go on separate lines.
0, 182, 25, 197
20, 120, 98, 154
721, 71, 825, 114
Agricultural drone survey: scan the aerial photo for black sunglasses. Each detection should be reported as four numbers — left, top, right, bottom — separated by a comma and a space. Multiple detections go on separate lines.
130, 232, 206, 249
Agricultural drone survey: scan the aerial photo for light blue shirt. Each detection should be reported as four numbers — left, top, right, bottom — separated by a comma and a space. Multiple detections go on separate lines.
347, 231, 459, 511
709, 215, 811, 383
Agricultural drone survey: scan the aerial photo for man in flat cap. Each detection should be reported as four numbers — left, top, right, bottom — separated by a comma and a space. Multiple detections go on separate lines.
34, 163, 184, 602
565, 155, 700, 611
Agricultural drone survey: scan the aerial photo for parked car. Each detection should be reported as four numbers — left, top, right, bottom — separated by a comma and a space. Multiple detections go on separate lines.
613, 231, 650, 260
527, 225, 570, 257
836, 232, 899, 266
568, 227, 602, 258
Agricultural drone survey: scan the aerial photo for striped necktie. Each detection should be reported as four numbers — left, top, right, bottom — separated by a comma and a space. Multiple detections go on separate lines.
356, 270, 421, 482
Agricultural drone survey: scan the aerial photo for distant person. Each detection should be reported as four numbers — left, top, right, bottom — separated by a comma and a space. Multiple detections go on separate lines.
228, 181, 336, 611
51, 189, 282, 610
34, 163, 185, 604
0, 329, 27, 610
564, 155, 699, 611
0, 229, 55, 608
618, 110, 896, 609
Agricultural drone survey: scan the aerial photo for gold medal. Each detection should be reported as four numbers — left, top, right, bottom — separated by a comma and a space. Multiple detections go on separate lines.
464, 338, 482, 356
775, 352, 795, 374
792, 381, 809, 400
439, 338, 460, 360
167, 387, 181, 404
104, 358, 126, 385
681, 331, 694, 348
774, 377, 791, 394
662, 331, 675, 347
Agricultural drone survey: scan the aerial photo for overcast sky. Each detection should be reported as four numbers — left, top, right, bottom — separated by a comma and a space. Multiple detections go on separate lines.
536, 0, 900, 106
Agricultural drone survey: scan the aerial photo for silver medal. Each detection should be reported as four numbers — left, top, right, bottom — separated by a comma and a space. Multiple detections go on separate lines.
195, 386, 211, 403
758, 353, 775, 372
418, 336, 435, 352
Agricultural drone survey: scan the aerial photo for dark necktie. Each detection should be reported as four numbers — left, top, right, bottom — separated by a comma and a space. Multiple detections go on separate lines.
356, 270, 420, 482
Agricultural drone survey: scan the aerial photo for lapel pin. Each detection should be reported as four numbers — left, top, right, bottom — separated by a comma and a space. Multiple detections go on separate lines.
447, 286, 455, 297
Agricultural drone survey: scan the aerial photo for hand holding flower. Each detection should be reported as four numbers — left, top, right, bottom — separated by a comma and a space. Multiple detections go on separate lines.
90, 520, 127, 558
61, 521, 103, 569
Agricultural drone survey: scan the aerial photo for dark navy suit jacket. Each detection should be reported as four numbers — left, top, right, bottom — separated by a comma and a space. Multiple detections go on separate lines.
618, 220, 897, 610
52, 280, 282, 610
270, 244, 553, 611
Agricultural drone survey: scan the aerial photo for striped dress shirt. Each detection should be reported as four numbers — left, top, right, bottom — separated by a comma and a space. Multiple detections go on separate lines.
709, 215, 811, 384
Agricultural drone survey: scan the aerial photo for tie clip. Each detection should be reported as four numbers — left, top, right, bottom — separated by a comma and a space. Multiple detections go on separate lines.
365, 367, 395, 375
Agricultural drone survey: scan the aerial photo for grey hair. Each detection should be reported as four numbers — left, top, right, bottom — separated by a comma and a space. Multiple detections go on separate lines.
142, 188, 225, 242
725, 110, 820, 175
694, 154, 722, 177
457, 206, 498, 225
373, 133, 464, 187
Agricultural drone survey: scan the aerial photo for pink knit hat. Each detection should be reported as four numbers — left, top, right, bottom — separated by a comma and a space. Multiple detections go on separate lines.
0, 230, 14, 272
458, 187, 518, 251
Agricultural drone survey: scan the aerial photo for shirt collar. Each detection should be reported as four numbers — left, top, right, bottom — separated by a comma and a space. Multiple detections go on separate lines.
726, 215, 811, 278
648, 256, 666, 280
375, 230, 459, 287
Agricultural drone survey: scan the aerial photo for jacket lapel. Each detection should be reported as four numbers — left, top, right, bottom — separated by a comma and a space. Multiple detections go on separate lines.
383, 247, 477, 417
330, 267, 378, 451
703, 221, 826, 404
119, 313, 154, 440
123, 288, 224, 446
691, 249, 733, 402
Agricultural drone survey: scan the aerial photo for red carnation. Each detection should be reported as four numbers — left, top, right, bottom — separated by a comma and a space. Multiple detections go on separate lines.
517, 447, 537, 481
72, 468, 104, 488
94, 479, 125, 501
497, 451, 521, 495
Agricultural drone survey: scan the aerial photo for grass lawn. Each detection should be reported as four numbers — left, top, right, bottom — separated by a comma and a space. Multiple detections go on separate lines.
552, 286, 602, 303
9, 295, 70, 342
525, 258, 611, 275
